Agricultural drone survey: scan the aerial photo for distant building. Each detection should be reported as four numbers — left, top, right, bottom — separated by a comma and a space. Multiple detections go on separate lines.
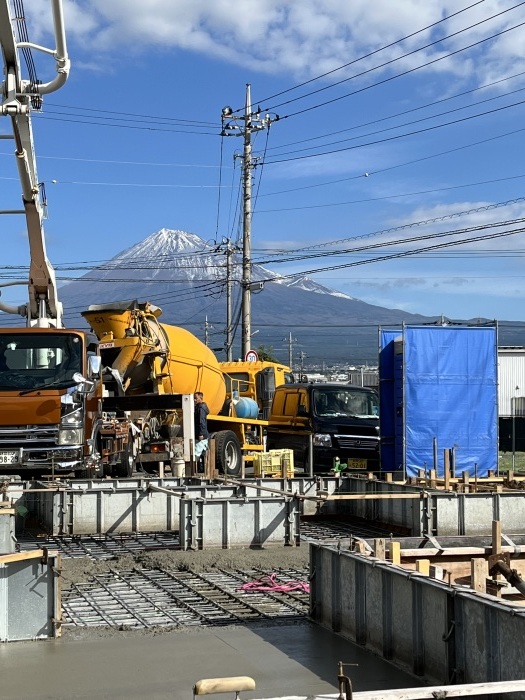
302, 373, 328, 383
347, 369, 379, 388
498, 347, 525, 452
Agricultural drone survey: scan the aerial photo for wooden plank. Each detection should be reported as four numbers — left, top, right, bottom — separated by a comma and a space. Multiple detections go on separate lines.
492, 520, 502, 554
471, 558, 488, 592
0, 549, 57, 564
349, 679, 525, 699
444, 449, 451, 491
327, 493, 425, 500
262, 680, 525, 700
400, 546, 517, 558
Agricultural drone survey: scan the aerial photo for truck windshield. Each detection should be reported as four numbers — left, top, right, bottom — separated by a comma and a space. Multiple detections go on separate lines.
313, 388, 379, 418
0, 333, 82, 391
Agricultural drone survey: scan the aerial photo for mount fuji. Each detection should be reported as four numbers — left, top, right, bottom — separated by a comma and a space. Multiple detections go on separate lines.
58, 228, 519, 365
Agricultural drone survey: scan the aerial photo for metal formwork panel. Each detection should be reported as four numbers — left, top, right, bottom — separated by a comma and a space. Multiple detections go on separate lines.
35, 488, 181, 535
179, 497, 300, 549
0, 511, 16, 554
0, 551, 60, 641
311, 543, 525, 686
433, 493, 525, 537
25, 477, 331, 536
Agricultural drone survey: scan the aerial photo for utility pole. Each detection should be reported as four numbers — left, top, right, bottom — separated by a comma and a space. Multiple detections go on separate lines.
225, 239, 234, 361
204, 316, 212, 346
298, 351, 308, 377
241, 85, 253, 360
221, 86, 279, 359
284, 332, 297, 372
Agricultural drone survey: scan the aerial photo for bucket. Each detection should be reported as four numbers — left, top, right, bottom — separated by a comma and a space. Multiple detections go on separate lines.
171, 458, 185, 478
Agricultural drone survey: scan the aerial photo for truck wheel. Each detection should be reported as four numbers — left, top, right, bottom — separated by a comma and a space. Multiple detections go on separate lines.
213, 431, 242, 477
113, 432, 135, 478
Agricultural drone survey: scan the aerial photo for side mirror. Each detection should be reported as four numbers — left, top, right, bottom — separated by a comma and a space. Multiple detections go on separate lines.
87, 354, 102, 378
71, 371, 95, 394
297, 405, 307, 417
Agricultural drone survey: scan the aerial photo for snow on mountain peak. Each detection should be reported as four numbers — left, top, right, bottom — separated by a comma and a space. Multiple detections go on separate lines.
98, 228, 355, 297
285, 275, 355, 300
117, 229, 210, 261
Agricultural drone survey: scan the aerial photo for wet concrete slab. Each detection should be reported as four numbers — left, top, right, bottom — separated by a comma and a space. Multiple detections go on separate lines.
0, 622, 420, 700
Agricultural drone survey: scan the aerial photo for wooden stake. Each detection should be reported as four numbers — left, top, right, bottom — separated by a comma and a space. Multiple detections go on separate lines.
492, 520, 502, 598
471, 558, 488, 593
415, 559, 430, 575
374, 538, 386, 560
388, 541, 401, 565
444, 449, 451, 491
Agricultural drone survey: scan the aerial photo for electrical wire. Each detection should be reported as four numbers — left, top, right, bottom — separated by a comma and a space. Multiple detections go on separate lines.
235, 0, 488, 112
45, 102, 217, 127
263, 69, 525, 155
263, 94, 525, 164
254, 174, 525, 215
261, 4, 525, 117
263, 87, 525, 160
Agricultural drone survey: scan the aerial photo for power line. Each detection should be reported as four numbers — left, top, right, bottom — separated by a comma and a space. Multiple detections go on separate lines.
263, 94, 525, 164
241, 0, 489, 111
257, 225, 525, 282
254, 174, 525, 215
45, 101, 217, 127
263, 70, 525, 156
263, 86, 525, 161
261, 4, 525, 118
258, 196, 525, 256
33, 113, 220, 136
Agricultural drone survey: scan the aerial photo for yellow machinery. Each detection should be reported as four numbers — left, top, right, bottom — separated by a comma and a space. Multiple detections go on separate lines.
82, 301, 226, 413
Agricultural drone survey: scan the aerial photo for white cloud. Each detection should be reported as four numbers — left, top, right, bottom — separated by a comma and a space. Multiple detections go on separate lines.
26, 1, 525, 86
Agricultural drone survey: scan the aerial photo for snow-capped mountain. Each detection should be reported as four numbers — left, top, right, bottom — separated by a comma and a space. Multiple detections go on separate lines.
55, 228, 435, 363
285, 275, 355, 300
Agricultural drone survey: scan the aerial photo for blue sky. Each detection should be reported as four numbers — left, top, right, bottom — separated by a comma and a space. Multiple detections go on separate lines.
2, 0, 525, 322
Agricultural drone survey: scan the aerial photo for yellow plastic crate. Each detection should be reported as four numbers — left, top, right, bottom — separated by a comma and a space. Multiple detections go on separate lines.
263, 449, 294, 478
253, 452, 281, 477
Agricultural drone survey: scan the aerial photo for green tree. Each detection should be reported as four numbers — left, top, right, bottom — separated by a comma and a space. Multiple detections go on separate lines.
256, 344, 279, 362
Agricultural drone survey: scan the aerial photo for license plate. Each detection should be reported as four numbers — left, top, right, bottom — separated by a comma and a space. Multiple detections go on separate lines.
0, 450, 20, 465
347, 458, 367, 469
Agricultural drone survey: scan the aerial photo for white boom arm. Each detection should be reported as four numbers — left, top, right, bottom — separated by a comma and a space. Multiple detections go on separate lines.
0, 0, 70, 328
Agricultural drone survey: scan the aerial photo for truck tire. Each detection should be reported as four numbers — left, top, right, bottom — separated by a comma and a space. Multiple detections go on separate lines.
213, 431, 242, 477
113, 432, 135, 478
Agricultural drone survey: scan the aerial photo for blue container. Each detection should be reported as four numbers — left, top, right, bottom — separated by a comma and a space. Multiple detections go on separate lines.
233, 397, 259, 419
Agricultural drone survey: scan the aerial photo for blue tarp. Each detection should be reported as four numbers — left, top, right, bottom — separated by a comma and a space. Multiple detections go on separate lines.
380, 326, 497, 477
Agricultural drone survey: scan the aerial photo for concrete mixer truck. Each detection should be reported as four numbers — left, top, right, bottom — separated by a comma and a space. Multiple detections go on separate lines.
78, 299, 291, 478
0, 299, 290, 479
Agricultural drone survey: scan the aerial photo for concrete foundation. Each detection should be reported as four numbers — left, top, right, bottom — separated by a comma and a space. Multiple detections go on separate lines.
327, 476, 525, 536
310, 542, 525, 686
0, 549, 61, 642
15, 477, 336, 538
